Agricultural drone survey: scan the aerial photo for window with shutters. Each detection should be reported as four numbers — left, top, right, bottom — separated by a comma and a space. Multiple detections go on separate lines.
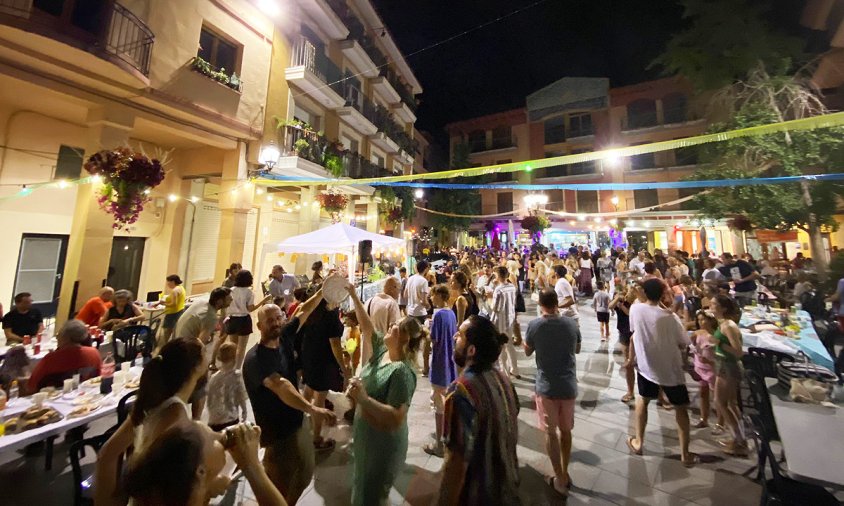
577, 190, 598, 213
544, 116, 565, 144
198, 25, 240, 74
634, 189, 659, 209
497, 192, 513, 213
568, 113, 593, 138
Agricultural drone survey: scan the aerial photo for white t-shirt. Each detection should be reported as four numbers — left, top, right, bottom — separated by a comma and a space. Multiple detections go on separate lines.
629, 302, 690, 386
405, 274, 429, 317
227, 287, 254, 317
554, 278, 579, 320
365, 293, 401, 335
702, 268, 725, 282
629, 258, 646, 275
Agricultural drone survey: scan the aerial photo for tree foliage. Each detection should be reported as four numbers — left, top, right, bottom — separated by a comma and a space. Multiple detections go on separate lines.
426, 142, 480, 231
688, 67, 844, 232
651, 0, 804, 91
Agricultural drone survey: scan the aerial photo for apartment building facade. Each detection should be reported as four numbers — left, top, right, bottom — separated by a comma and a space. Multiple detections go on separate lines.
0, 0, 420, 320
447, 76, 744, 255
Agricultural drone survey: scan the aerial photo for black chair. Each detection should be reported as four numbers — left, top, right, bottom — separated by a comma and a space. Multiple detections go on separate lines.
747, 423, 839, 505
744, 347, 795, 379
69, 432, 111, 506
117, 390, 137, 426
744, 369, 786, 482
113, 325, 153, 363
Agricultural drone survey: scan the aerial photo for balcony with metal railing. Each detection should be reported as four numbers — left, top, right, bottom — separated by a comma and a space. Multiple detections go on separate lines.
0, 0, 154, 79
274, 123, 393, 180
338, 84, 378, 135
285, 37, 346, 109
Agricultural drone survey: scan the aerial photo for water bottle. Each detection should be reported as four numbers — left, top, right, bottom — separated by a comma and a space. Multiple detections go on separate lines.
100, 352, 115, 394
8, 380, 19, 402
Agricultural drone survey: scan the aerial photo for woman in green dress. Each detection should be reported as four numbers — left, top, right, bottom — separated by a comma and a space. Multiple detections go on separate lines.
345, 282, 426, 506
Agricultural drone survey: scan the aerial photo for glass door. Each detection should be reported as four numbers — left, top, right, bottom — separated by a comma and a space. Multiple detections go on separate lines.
107, 237, 146, 300
13, 234, 69, 317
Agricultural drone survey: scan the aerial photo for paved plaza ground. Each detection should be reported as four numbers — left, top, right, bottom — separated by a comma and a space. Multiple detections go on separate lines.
1, 297, 823, 505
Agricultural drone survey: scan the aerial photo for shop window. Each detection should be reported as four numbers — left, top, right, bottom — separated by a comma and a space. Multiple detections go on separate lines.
198, 25, 240, 73
544, 116, 566, 144
634, 189, 659, 209
568, 113, 593, 138
577, 190, 598, 213
54, 145, 84, 180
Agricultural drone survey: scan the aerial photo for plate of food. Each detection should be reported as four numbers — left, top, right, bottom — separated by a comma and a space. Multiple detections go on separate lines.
80, 376, 102, 388
67, 403, 101, 418
322, 275, 350, 305
5, 407, 63, 434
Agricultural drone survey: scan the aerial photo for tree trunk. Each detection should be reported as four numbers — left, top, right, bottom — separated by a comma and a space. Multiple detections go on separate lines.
800, 180, 828, 282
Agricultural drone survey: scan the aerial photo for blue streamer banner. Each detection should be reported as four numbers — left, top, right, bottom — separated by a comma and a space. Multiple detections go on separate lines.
260, 173, 844, 191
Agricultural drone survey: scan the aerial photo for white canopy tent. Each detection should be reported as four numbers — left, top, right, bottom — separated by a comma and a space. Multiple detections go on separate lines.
260, 223, 405, 281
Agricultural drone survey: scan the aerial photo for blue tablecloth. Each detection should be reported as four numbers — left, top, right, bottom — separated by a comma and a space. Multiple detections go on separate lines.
740, 310, 834, 370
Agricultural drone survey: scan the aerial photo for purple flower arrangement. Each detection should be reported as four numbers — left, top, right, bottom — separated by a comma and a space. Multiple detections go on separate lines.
84, 147, 165, 230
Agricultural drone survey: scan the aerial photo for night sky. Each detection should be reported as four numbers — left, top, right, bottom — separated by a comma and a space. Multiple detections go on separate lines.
372, 0, 687, 143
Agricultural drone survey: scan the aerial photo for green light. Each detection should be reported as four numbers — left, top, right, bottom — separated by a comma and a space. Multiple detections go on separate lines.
19, 187, 32, 196
525, 165, 533, 172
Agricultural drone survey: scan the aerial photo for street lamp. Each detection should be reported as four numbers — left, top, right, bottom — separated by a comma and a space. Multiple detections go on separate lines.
414, 188, 424, 199
610, 195, 619, 207
523, 193, 549, 209
259, 143, 280, 171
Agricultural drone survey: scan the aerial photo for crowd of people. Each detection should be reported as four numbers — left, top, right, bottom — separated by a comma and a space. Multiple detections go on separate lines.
0, 240, 840, 505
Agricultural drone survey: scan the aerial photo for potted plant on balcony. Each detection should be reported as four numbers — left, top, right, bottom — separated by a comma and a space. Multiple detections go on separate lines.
189, 56, 241, 92
84, 147, 166, 231
317, 190, 350, 223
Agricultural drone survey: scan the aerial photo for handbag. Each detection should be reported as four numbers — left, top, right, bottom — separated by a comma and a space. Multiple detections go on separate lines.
515, 290, 526, 313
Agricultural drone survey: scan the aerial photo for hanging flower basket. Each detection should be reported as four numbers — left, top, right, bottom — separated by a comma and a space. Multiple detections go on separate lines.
317, 191, 350, 223
727, 214, 753, 232
84, 148, 165, 230
521, 214, 551, 234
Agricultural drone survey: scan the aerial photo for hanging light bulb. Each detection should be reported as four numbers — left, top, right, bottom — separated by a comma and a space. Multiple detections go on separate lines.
168, 194, 178, 202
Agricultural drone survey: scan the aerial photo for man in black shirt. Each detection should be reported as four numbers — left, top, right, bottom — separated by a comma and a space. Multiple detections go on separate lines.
2, 292, 43, 344
242, 290, 336, 504
718, 252, 759, 306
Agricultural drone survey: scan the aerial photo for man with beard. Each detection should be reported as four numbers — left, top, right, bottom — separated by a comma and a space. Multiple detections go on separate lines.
438, 316, 520, 505
242, 292, 337, 504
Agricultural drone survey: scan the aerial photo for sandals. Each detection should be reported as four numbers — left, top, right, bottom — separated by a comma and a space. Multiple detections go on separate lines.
694, 419, 709, 429
546, 475, 569, 497
423, 442, 444, 458
313, 438, 336, 451
621, 394, 634, 403
682, 453, 700, 468
626, 436, 643, 455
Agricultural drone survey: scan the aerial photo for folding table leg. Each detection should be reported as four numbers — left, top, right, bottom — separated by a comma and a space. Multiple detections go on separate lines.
44, 436, 57, 471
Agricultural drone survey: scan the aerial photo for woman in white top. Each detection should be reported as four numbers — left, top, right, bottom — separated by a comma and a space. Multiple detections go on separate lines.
578, 251, 595, 297
224, 270, 272, 369
95, 338, 208, 506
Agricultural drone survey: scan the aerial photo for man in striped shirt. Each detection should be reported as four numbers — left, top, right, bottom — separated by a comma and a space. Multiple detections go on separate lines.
490, 266, 520, 378
438, 315, 520, 505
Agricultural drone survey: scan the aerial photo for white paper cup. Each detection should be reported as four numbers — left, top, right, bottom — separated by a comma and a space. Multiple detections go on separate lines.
121, 362, 131, 373
72, 373, 81, 390
63, 378, 73, 394
32, 392, 47, 408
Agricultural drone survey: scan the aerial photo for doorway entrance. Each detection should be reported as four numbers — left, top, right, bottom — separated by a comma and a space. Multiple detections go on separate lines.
13, 234, 69, 318
108, 237, 145, 299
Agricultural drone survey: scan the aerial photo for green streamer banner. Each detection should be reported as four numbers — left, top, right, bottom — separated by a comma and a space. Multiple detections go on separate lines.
255, 111, 844, 187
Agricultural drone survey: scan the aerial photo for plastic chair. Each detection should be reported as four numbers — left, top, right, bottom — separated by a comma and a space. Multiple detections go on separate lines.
117, 390, 137, 426
69, 432, 110, 506
747, 423, 839, 505
113, 325, 153, 362
744, 347, 794, 379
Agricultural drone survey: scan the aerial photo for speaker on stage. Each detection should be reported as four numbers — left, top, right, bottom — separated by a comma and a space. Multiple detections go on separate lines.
359, 240, 373, 265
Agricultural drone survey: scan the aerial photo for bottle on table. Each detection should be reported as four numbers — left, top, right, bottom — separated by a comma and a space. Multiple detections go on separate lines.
100, 352, 115, 394
8, 380, 19, 402
0, 388, 6, 410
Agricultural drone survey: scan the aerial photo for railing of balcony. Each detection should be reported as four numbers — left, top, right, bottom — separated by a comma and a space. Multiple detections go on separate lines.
383, 68, 417, 112
278, 123, 393, 179
343, 85, 378, 123
106, 3, 154, 76
0, 0, 154, 76
290, 37, 343, 96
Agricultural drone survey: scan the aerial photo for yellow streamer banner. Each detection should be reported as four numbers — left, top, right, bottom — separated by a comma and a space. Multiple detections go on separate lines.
254, 111, 844, 187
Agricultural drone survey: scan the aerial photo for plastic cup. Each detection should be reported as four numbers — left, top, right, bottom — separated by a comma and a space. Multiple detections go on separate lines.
121, 362, 131, 373
32, 392, 47, 408
63, 378, 73, 394
72, 373, 80, 390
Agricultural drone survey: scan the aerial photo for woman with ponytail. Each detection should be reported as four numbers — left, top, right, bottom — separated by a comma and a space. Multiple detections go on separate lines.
344, 281, 422, 506
95, 338, 207, 506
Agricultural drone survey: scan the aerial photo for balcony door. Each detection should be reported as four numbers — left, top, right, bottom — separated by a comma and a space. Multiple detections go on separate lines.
12, 234, 69, 318
32, 0, 110, 40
